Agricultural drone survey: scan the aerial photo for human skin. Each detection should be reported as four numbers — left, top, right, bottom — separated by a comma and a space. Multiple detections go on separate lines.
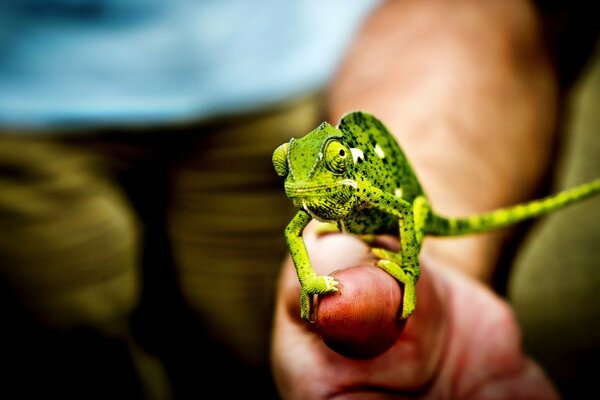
327, 0, 558, 282
271, 0, 561, 398
272, 230, 559, 399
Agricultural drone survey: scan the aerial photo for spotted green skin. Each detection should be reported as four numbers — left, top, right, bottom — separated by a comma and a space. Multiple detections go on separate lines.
273, 111, 600, 321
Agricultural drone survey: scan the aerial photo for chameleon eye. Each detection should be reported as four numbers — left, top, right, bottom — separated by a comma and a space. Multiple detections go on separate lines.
272, 142, 289, 177
325, 140, 348, 173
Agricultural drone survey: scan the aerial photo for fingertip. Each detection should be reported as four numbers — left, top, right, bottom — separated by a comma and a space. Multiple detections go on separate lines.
315, 265, 406, 359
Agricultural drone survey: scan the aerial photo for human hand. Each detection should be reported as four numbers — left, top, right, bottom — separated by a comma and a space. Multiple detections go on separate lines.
271, 229, 559, 399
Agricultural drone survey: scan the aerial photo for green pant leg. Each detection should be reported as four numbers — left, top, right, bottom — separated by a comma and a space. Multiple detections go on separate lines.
0, 135, 142, 330
166, 95, 322, 369
0, 134, 161, 397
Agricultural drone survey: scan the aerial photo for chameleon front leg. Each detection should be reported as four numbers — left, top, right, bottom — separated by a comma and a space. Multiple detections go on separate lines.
285, 210, 339, 321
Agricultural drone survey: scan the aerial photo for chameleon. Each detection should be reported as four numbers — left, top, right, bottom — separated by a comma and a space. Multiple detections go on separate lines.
272, 111, 600, 322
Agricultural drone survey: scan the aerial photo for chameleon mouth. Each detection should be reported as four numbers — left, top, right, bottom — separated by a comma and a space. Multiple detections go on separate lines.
299, 196, 349, 222
284, 179, 357, 197
285, 179, 357, 221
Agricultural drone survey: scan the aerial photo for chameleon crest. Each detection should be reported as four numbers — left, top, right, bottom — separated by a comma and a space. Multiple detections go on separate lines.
274, 111, 600, 322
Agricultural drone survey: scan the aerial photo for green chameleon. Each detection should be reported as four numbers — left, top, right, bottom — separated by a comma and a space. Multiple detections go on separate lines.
272, 111, 600, 322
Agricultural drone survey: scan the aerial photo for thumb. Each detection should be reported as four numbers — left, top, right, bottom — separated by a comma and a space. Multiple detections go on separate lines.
279, 231, 444, 360
273, 234, 449, 394
315, 265, 406, 359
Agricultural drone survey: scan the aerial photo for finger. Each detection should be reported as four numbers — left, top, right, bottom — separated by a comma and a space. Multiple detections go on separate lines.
315, 264, 406, 359
272, 233, 449, 395
280, 230, 375, 323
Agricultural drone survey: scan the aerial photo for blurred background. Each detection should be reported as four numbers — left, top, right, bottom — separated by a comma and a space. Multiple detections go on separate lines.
0, 1, 380, 398
0, 1, 598, 399
509, 45, 600, 399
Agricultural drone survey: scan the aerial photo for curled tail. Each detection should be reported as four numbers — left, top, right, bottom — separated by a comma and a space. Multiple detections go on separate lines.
426, 178, 600, 236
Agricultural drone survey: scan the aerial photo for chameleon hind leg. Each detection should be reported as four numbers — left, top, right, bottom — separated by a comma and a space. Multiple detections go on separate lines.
313, 222, 340, 235
370, 195, 424, 319
371, 247, 418, 319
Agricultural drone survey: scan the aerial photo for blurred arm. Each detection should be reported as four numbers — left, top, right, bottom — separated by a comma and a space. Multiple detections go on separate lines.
328, 0, 558, 281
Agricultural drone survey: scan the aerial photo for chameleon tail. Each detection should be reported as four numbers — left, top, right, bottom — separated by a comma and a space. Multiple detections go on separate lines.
426, 178, 600, 236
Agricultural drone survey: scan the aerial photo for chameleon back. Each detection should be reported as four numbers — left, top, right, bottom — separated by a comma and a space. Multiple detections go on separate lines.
336, 112, 425, 234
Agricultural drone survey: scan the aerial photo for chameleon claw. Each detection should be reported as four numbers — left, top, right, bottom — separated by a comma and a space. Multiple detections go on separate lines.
300, 275, 339, 321
305, 275, 339, 294
313, 222, 340, 236
371, 247, 403, 265
322, 275, 339, 292
371, 247, 389, 259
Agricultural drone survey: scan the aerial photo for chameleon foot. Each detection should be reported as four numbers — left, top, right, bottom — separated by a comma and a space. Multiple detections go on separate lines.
300, 275, 339, 321
376, 259, 417, 319
314, 223, 377, 244
371, 247, 403, 265
314, 222, 340, 236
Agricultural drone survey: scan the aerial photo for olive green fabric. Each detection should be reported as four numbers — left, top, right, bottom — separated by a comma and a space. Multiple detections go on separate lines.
0, 95, 322, 398
509, 49, 600, 399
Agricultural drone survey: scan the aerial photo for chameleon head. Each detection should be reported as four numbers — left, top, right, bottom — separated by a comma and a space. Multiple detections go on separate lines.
272, 122, 358, 222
